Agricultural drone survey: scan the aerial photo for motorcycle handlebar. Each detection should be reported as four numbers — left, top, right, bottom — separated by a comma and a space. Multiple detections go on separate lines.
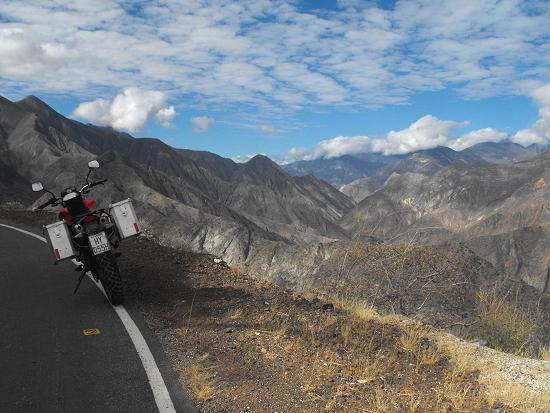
37, 198, 55, 210
89, 178, 108, 188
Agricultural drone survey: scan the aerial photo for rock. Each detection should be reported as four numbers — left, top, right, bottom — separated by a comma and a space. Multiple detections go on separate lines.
322, 303, 334, 311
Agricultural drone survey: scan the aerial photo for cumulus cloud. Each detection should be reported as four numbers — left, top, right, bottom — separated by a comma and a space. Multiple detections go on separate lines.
191, 116, 214, 133
306, 136, 374, 160
73, 87, 176, 132
155, 106, 176, 128
450, 128, 507, 151
512, 83, 550, 146
285, 114, 509, 161
384, 115, 468, 155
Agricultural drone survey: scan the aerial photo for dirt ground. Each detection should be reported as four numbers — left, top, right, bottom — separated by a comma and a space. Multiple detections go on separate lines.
118, 236, 498, 413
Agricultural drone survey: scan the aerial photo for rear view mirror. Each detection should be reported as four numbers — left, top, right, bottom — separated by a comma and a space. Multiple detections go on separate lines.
88, 160, 100, 169
32, 182, 44, 192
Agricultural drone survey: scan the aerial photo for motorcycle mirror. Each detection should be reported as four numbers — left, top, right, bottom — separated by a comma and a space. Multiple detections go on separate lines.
32, 182, 44, 192
88, 160, 100, 169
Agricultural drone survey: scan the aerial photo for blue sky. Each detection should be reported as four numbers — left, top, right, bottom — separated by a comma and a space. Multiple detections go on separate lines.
1, 0, 549, 162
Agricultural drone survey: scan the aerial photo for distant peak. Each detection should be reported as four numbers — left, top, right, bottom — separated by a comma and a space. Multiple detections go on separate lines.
18, 95, 47, 106
20, 95, 41, 102
247, 154, 277, 166
16, 95, 58, 115
245, 154, 285, 173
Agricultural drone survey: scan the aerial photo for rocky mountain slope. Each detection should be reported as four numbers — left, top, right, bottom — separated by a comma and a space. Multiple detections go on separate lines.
340, 154, 550, 293
0, 95, 354, 265
282, 153, 402, 188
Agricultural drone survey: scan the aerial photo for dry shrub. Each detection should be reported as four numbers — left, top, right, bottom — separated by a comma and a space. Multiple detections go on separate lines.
399, 325, 425, 353
417, 345, 445, 369
442, 381, 486, 413
540, 346, 550, 361
474, 288, 537, 355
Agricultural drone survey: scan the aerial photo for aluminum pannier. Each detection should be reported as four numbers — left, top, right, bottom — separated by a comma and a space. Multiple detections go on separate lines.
109, 198, 141, 240
43, 220, 76, 262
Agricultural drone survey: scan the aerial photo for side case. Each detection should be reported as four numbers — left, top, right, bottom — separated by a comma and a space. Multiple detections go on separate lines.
43, 220, 76, 262
109, 198, 141, 240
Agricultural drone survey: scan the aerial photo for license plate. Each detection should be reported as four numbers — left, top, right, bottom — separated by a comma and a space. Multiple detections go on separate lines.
89, 232, 111, 255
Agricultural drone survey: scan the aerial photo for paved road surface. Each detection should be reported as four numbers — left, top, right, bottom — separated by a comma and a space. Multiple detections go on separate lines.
0, 224, 195, 412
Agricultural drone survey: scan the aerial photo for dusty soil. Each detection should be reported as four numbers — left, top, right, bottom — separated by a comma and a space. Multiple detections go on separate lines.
116, 234, 498, 413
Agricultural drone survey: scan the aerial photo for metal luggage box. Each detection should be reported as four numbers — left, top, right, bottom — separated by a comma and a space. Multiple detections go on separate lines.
109, 198, 141, 240
43, 220, 76, 262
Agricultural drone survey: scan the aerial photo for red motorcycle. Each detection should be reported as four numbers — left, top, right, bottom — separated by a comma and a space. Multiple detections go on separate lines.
32, 160, 140, 305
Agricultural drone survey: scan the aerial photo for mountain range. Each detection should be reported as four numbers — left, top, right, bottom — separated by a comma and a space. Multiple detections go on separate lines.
0, 95, 353, 265
283, 142, 546, 202
1, 95, 550, 296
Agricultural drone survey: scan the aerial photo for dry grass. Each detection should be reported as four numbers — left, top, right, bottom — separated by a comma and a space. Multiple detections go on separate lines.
485, 382, 550, 413
227, 307, 243, 320
475, 288, 537, 356
417, 345, 445, 368
185, 356, 216, 402
399, 324, 426, 353
540, 346, 550, 362
178, 280, 547, 412
331, 296, 379, 321
439, 333, 550, 413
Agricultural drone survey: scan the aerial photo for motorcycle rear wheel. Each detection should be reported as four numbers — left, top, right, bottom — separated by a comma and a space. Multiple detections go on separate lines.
94, 252, 124, 305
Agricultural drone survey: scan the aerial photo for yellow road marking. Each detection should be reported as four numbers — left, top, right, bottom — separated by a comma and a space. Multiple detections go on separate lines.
83, 328, 101, 336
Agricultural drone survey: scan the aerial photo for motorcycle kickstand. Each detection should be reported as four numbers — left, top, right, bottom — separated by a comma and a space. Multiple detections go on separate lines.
73, 269, 87, 294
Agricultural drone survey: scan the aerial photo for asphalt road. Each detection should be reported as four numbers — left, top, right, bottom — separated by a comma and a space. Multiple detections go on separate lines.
0, 224, 195, 413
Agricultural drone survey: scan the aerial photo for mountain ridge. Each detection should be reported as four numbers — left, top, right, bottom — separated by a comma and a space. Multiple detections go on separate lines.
0, 94, 353, 265
283, 141, 547, 202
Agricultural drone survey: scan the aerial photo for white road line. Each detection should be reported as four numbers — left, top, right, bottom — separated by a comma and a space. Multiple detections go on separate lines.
0, 223, 177, 413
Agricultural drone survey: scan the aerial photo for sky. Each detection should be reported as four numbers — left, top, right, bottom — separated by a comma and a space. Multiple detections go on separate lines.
1, 0, 549, 163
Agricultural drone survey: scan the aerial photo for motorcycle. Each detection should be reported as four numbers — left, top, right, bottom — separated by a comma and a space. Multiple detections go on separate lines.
32, 160, 141, 305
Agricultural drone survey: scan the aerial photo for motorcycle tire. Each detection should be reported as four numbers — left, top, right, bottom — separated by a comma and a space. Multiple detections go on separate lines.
95, 252, 124, 305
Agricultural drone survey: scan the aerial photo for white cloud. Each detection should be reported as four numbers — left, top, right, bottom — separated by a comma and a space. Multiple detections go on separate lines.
512, 83, 550, 146
73, 98, 112, 126
280, 147, 308, 163
284, 114, 509, 161
384, 115, 468, 155
191, 116, 214, 133
450, 128, 507, 151
0, 28, 74, 77
0, 0, 548, 112
306, 135, 374, 160
73, 87, 176, 132
156, 106, 176, 128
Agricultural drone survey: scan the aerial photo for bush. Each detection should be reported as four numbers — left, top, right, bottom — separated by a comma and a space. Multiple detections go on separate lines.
474, 288, 537, 356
